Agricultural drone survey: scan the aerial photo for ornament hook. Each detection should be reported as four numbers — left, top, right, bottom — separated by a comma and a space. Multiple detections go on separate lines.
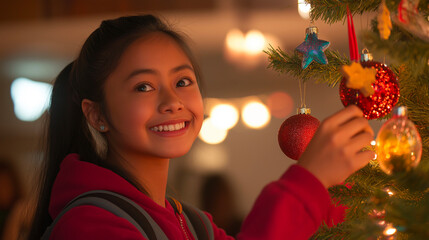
361, 48, 373, 62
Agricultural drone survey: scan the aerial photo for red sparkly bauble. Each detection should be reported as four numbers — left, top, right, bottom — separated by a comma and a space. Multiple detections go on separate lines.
278, 113, 320, 160
339, 61, 400, 119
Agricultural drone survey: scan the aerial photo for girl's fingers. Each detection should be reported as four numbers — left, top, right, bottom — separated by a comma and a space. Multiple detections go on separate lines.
338, 117, 374, 140
327, 105, 364, 127
348, 131, 374, 154
354, 150, 376, 169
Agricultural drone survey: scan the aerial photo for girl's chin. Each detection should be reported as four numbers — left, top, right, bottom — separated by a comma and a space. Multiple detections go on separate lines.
155, 146, 193, 159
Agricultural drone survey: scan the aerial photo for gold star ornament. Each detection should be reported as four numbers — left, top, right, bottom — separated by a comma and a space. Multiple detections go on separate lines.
342, 62, 377, 97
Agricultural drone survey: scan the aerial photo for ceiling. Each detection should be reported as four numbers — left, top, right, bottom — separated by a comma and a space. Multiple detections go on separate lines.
1, 0, 308, 23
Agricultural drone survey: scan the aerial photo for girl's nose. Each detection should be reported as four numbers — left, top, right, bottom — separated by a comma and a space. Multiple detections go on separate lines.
158, 90, 184, 113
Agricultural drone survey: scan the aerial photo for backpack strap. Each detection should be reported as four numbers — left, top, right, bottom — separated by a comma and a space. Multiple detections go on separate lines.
168, 197, 214, 240
42, 190, 168, 240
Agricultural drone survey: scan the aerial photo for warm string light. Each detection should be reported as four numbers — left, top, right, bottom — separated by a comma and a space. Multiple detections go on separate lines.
225, 29, 266, 56
383, 223, 397, 236
297, 0, 311, 19
242, 101, 271, 129
224, 29, 280, 67
384, 187, 394, 196
199, 118, 228, 144
266, 91, 294, 118
198, 93, 292, 144
244, 30, 266, 55
384, 227, 397, 236
376, 221, 397, 239
371, 140, 378, 159
11, 77, 53, 121
210, 104, 239, 130
371, 188, 396, 239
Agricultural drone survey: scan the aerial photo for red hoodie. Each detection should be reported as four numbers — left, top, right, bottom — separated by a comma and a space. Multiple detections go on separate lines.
48, 154, 344, 240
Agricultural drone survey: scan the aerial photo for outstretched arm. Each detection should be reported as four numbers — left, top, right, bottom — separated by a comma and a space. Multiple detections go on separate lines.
235, 105, 373, 240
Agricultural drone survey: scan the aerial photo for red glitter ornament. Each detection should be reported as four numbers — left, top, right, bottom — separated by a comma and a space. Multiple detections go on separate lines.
278, 108, 320, 160
340, 56, 400, 120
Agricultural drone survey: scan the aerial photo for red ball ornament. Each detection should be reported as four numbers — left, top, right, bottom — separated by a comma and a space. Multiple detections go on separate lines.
339, 59, 400, 120
278, 108, 320, 160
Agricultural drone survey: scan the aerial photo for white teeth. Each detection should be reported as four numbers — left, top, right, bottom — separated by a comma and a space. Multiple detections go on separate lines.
151, 122, 186, 132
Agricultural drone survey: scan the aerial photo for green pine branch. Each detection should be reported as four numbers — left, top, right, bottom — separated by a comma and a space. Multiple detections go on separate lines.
264, 45, 349, 86
396, 66, 429, 173
363, 20, 429, 76
322, 164, 429, 239
307, 0, 429, 24
307, 0, 381, 24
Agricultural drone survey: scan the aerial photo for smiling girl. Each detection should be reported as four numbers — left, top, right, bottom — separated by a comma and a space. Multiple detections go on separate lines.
28, 15, 374, 240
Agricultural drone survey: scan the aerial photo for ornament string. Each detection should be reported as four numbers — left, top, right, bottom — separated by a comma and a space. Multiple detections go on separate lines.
347, 6, 360, 62
298, 79, 307, 108
398, 0, 406, 23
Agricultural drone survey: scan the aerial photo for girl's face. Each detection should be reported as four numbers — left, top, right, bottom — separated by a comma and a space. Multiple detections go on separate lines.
102, 32, 204, 160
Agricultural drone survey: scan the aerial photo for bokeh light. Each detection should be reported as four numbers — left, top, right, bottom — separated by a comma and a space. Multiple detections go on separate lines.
225, 28, 245, 53
298, 0, 311, 19
199, 118, 228, 144
244, 30, 266, 55
266, 91, 294, 119
210, 103, 239, 130
242, 101, 271, 129
383, 225, 397, 236
10, 77, 52, 121
189, 144, 228, 173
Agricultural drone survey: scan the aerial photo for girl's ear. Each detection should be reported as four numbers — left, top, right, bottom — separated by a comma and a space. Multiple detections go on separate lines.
81, 99, 109, 132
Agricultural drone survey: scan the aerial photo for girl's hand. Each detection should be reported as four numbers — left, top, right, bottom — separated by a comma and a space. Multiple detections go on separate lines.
298, 105, 375, 188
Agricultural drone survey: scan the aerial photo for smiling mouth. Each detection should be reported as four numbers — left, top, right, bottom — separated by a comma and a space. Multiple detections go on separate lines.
150, 122, 187, 132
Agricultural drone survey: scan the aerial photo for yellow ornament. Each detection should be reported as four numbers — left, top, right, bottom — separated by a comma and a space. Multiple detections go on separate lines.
341, 61, 377, 97
377, 0, 393, 40
376, 106, 422, 175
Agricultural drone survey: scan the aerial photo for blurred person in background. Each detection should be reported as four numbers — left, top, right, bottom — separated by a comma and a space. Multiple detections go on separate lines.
200, 174, 243, 237
0, 158, 29, 240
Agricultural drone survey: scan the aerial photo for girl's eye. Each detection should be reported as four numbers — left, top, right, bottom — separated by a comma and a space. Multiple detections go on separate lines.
177, 78, 192, 88
136, 83, 154, 92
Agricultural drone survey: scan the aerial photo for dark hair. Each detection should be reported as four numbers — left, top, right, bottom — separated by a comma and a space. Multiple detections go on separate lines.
28, 14, 202, 239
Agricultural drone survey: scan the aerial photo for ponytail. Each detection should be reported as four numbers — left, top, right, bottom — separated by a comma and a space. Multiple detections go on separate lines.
28, 62, 101, 239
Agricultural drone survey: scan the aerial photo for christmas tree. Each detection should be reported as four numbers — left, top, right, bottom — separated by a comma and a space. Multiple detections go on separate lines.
265, 0, 429, 239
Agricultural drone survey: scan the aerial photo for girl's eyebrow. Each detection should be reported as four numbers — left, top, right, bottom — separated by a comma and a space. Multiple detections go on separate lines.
125, 64, 194, 81
171, 64, 194, 73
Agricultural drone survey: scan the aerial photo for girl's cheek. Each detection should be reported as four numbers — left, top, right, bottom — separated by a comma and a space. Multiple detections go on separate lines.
188, 93, 204, 116
120, 102, 148, 125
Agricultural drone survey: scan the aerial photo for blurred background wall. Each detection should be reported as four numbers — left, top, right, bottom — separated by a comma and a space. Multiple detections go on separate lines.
0, 0, 383, 220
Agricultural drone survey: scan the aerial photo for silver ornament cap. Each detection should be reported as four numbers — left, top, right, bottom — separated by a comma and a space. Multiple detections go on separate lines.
361, 48, 373, 62
392, 106, 407, 117
297, 107, 311, 114
306, 26, 318, 35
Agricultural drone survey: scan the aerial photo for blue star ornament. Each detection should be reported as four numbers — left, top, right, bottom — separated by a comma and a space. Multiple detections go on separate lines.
295, 30, 330, 69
